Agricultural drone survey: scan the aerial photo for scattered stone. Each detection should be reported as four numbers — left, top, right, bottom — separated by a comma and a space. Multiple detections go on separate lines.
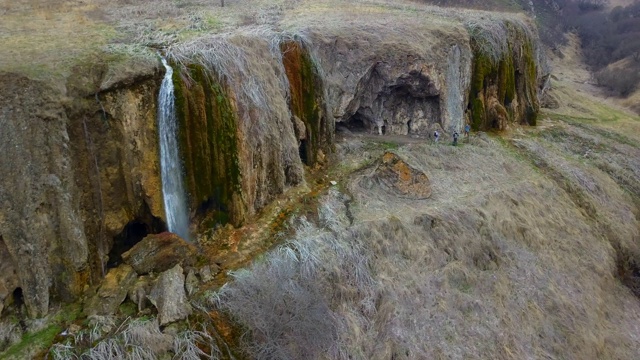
330, 180, 338, 186
148, 265, 192, 325
360, 152, 432, 199
122, 232, 198, 275
84, 265, 137, 316
198, 265, 219, 283
185, 269, 199, 297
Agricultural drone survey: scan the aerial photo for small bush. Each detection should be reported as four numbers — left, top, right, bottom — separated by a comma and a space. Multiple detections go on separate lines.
594, 67, 640, 96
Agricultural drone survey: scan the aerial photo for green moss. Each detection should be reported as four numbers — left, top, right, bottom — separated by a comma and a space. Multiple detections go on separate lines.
468, 29, 540, 130
172, 63, 242, 227
2, 324, 62, 359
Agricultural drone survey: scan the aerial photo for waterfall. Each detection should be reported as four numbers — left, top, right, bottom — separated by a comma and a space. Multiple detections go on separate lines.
158, 57, 191, 240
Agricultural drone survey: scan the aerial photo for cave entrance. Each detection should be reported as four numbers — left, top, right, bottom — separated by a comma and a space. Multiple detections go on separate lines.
107, 217, 164, 268
12, 288, 23, 308
344, 112, 372, 134
299, 139, 309, 165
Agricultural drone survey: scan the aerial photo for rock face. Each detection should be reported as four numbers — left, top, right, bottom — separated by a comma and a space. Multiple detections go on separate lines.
122, 232, 198, 275
0, 238, 19, 315
84, 264, 137, 316
360, 152, 432, 200
148, 265, 192, 325
296, 18, 472, 135
171, 33, 307, 228
0, 74, 89, 318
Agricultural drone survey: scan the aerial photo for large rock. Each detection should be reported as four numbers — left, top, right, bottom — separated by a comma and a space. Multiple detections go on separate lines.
84, 264, 137, 316
360, 152, 432, 200
148, 264, 192, 325
122, 232, 198, 275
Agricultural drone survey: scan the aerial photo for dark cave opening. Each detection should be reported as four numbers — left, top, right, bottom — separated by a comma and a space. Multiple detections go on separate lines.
344, 112, 372, 133
107, 217, 164, 268
299, 139, 309, 165
12, 288, 23, 308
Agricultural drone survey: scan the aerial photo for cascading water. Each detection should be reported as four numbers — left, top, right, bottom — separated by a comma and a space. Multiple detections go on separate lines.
158, 57, 191, 240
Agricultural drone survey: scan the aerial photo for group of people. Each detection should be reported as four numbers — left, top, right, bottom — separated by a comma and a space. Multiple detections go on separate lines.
433, 124, 470, 146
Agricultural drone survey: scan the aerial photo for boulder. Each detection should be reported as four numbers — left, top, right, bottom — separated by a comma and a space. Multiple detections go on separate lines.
198, 264, 219, 283
148, 265, 192, 325
360, 152, 432, 199
84, 264, 137, 316
122, 232, 198, 275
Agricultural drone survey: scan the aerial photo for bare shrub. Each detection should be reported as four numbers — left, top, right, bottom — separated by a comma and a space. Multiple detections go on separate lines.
48, 317, 220, 359
594, 67, 640, 96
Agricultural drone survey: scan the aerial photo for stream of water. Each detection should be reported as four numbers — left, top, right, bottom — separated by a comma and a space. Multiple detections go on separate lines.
158, 57, 190, 240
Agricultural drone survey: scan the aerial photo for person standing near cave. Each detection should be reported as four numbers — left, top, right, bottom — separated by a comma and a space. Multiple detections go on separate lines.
452, 131, 459, 146
464, 124, 470, 140
434, 130, 440, 144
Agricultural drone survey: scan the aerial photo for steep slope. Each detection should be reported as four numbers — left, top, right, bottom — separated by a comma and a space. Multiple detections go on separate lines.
214, 116, 640, 359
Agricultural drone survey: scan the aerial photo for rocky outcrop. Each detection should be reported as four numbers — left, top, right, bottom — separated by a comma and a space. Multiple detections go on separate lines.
84, 264, 137, 316
360, 152, 432, 200
170, 33, 306, 227
148, 265, 192, 325
466, 20, 543, 130
122, 232, 198, 275
294, 18, 472, 135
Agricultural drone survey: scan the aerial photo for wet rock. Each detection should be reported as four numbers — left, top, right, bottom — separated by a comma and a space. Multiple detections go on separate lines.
148, 264, 192, 325
122, 232, 198, 275
84, 265, 137, 316
361, 152, 432, 199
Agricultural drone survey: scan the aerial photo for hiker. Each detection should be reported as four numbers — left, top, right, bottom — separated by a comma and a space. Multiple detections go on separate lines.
452, 131, 459, 146
434, 130, 440, 143
464, 124, 470, 138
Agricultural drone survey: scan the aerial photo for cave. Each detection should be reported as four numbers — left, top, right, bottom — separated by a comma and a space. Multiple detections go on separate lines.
299, 139, 309, 165
107, 217, 164, 268
12, 288, 23, 308
344, 65, 442, 136
344, 112, 370, 133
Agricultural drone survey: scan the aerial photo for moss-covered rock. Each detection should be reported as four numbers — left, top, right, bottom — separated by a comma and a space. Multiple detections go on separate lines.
468, 24, 540, 130
173, 64, 244, 227
280, 40, 331, 166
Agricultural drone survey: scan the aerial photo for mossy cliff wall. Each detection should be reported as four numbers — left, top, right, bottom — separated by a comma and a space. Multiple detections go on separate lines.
468, 26, 540, 130
173, 65, 244, 226
280, 40, 333, 166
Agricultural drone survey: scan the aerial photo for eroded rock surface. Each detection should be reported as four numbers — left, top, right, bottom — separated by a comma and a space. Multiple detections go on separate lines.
148, 264, 192, 325
122, 232, 197, 275
84, 264, 137, 316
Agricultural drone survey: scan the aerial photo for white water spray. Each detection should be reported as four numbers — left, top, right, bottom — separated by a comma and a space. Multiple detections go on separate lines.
158, 57, 190, 240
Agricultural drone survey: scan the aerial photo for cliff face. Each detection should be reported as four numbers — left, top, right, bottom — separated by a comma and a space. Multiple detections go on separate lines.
0, 16, 545, 317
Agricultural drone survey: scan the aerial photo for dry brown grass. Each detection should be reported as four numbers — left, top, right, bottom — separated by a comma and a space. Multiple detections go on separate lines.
0, 0, 538, 83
